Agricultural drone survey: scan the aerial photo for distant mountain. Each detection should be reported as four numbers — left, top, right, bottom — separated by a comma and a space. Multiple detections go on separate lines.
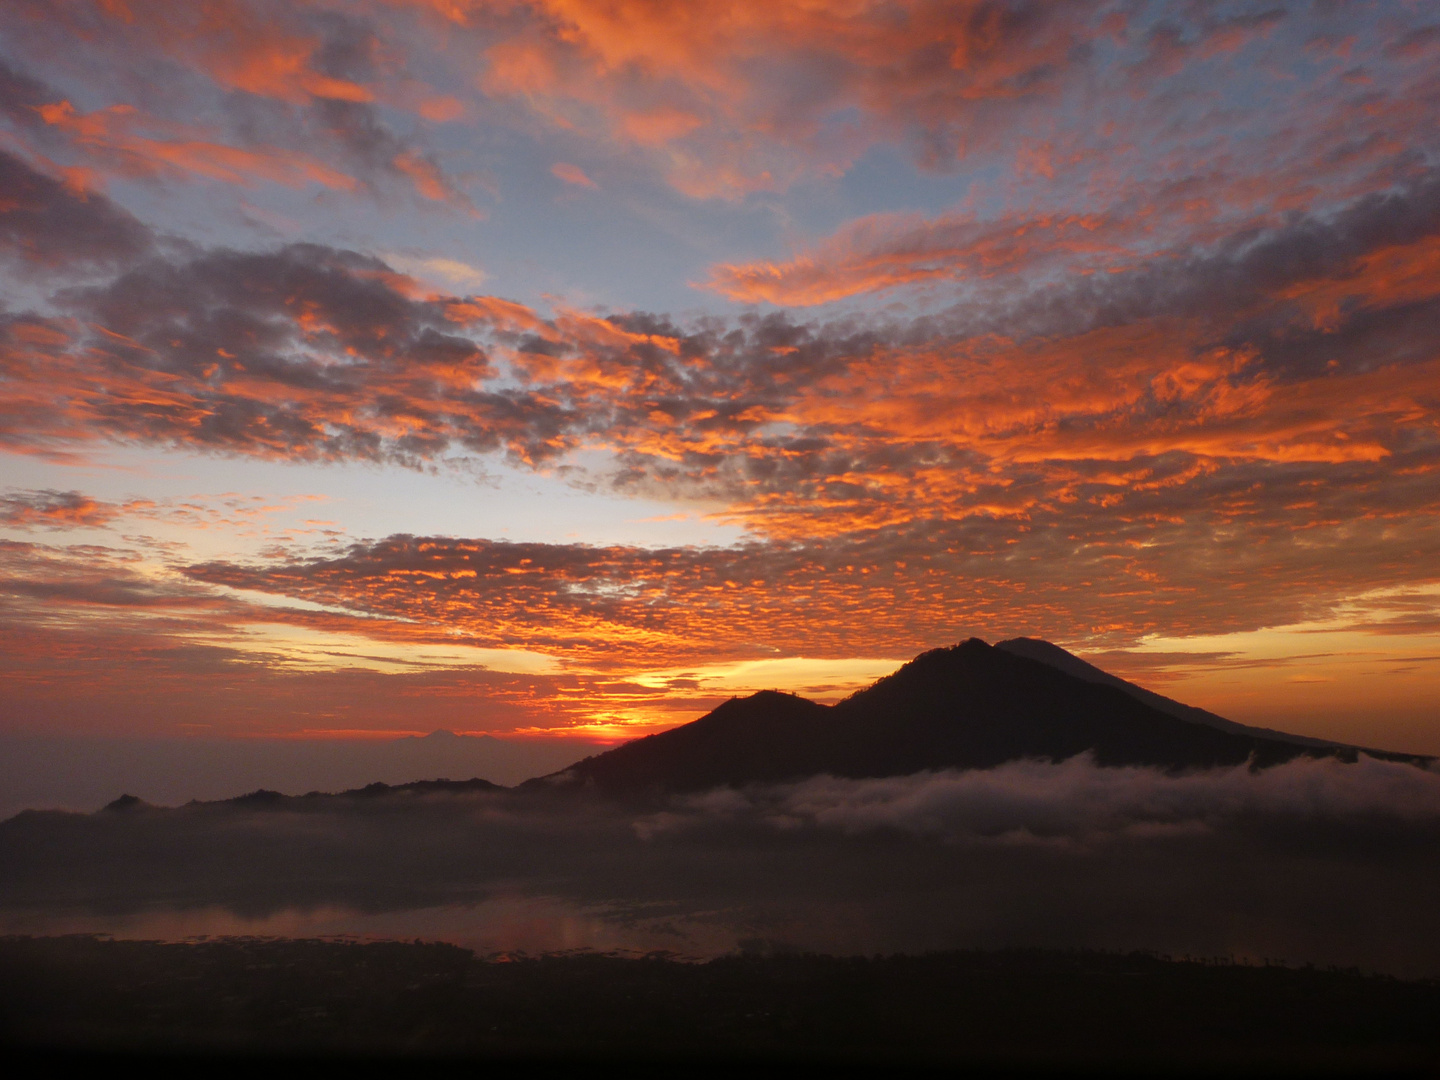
89, 777, 507, 815
531, 639, 1430, 795
0, 729, 590, 818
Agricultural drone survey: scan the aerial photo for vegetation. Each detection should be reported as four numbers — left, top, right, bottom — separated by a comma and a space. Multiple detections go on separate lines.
3, 936, 1438, 1070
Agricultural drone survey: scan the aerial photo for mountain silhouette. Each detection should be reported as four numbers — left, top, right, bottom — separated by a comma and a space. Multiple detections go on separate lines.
993, 638, 1342, 748
531, 638, 1429, 795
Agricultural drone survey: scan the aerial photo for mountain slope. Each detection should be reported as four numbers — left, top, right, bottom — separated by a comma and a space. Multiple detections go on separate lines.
534, 690, 833, 793
533, 639, 1429, 795
993, 638, 1338, 747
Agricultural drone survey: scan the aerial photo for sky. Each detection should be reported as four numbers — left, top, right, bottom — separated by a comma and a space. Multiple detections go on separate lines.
0, 0, 1438, 752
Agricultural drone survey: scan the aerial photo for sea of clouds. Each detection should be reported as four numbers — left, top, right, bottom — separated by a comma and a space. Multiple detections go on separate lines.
4, 755, 1439, 975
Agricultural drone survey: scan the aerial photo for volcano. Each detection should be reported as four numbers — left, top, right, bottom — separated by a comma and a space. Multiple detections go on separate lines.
532, 638, 1429, 795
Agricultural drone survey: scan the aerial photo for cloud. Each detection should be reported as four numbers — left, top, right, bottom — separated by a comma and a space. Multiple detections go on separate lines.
383, 253, 489, 291
550, 162, 596, 189
0, 149, 152, 269
39, 0, 380, 107
703, 163, 1440, 311
0, 242, 557, 463
176, 501, 1440, 676
639, 754, 1440, 843
0, 167, 1434, 680
10, 167, 1434, 504
0, 490, 122, 529
0, 535, 720, 738
5, 507, 1432, 742
2, 1, 1434, 211
0, 7, 475, 209
0, 4, 1438, 745
30, 98, 361, 191
703, 208, 1136, 306
470, 0, 1113, 197
5, 756, 1440, 975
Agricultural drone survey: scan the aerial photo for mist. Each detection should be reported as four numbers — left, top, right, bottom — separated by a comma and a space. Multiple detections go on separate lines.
4, 754, 1440, 977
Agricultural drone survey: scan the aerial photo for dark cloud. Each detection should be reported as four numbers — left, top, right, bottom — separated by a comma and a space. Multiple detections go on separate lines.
4, 756, 1440, 976
0, 538, 215, 610
0, 59, 55, 131
1384, 24, 1440, 60
924, 167, 1440, 354
0, 489, 120, 529
0, 150, 152, 269
311, 96, 474, 211
0, 4, 474, 211
37, 242, 575, 463
3, 167, 1437, 510
0, 102, 1435, 693
1126, 7, 1285, 83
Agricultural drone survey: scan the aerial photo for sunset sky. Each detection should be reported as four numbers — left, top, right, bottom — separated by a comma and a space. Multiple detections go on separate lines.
1, 0, 1438, 752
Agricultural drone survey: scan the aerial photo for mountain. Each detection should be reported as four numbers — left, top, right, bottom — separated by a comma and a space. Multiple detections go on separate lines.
531, 639, 1430, 795
993, 638, 1341, 748
103, 776, 507, 814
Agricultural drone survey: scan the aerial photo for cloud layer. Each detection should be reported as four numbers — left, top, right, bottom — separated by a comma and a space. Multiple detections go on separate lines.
5, 756, 1440, 976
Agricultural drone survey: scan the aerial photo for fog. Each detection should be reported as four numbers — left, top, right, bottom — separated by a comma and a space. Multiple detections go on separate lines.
4, 755, 1439, 976
642, 753, 1440, 841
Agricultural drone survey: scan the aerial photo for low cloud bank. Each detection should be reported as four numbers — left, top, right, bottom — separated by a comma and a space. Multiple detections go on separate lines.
640, 754, 1440, 844
4, 756, 1440, 976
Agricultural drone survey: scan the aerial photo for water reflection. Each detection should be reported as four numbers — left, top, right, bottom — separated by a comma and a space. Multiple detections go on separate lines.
0, 897, 731, 957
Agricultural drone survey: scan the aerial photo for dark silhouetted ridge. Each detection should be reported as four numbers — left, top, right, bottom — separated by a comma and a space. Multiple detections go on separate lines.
334, 777, 504, 798
531, 638, 1431, 795
528, 690, 832, 794
73, 778, 511, 819
996, 638, 1329, 747
994, 637, 1425, 763
101, 793, 153, 813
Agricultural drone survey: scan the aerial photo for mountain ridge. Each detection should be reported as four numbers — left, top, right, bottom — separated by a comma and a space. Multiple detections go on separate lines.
530, 638, 1431, 796
993, 638, 1344, 749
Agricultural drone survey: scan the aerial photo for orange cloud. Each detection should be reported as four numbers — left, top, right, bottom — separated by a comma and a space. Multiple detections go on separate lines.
551, 161, 596, 188
703, 209, 1130, 305
0, 1, 477, 209
392, 149, 478, 211
36, 99, 357, 190
0, 490, 120, 529
79, 0, 374, 106
0, 171, 1437, 733
473, 0, 1110, 197
4, 174, 1438, 536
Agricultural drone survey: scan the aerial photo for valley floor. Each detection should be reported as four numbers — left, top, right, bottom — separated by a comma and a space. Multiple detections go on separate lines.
3, 937, 1438, 1074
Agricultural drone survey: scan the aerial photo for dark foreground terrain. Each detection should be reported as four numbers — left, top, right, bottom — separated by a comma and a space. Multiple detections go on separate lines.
3, 937, 1438, 1074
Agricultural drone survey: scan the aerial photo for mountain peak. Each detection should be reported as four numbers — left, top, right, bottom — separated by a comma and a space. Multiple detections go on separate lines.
992, 638, 1361, 751
101, 793, 152, 813
529, 638, 1432, 797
